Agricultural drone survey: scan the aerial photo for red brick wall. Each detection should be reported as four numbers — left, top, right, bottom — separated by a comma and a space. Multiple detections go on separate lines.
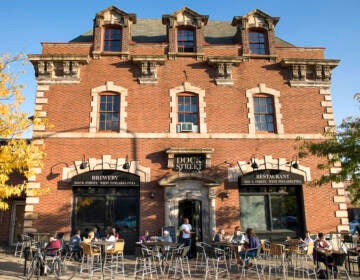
44, 56, 327, 135
30, 137, 339, 236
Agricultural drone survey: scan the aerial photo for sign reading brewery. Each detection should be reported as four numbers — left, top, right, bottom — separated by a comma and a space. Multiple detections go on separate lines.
240, 169, 304, 186
72, 170, 139, 187
174, 154, 206, 172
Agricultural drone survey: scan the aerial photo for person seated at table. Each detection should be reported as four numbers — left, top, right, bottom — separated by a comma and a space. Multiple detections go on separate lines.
230, 226, 246, 244
214, 229, 226, 242
69, 229, 82, 261
160, 230, 173, 242
299, 231, 314, 251
111, 226, 120, 240
314, 232, 338, 278
92, 226, 101, 240
105, 228, 116, 250
139, 230, 151, 242
238, 228, 260, 268
45, 234, 62, 256
84, 230, 98, 243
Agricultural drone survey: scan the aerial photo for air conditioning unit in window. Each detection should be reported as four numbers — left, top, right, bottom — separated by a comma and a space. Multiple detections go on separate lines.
180, 122, 193, 132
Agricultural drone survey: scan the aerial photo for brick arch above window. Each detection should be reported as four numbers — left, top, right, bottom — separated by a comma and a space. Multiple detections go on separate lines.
89, 81, 128, 133
246, 83, 284, 135
169, 82, 207, 135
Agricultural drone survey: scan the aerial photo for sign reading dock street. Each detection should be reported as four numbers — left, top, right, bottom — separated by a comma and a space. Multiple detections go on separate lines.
173, 154, 206, 172
240, 169, 304, 186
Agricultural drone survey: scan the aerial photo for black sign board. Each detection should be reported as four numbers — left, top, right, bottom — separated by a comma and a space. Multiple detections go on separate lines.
72, 170, 139, 187
162, 226, 176, 242
173, 154, 206, 172
239, 169, 304, 186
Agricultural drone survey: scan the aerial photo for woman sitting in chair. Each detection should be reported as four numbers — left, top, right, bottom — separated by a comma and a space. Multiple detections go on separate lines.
238, 228, 260, 268
45, 234, 62, 256
314, 232, 338, 278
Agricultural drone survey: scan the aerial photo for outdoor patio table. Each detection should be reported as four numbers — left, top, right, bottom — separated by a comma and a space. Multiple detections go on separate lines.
92, 240, 115, 277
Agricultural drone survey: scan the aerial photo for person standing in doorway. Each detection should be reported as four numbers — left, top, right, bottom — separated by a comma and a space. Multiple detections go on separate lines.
181, 217, 192, 258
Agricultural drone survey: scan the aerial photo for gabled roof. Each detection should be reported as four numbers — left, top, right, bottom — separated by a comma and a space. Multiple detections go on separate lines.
70, 18, 293, 46
162, 6, 209, 25
95, 5, 136, 23
232, 8, 279, 27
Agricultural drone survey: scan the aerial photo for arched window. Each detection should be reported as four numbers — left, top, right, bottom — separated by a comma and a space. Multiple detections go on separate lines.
177, 28, 195, 53
98, 92, 120, 131
248, 30, 268, 55
253, 94, 276, 132
104, 27, 122, 51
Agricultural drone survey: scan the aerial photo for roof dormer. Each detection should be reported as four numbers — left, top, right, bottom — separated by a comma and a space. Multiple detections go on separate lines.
92, 6, 136, 59
162, 7, 208, 60
232, 9, 279, 59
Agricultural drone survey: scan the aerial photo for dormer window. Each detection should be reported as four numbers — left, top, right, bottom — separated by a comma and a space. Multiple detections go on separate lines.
162, 7, 208, 59
232, 9, 279, 57
249, 30, 268, 55
92, 6, 136, 58
104, 27, 122, 52
177, 28, 195, 53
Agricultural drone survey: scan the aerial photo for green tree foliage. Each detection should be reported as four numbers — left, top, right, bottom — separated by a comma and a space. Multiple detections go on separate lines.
300, 97, 359, 205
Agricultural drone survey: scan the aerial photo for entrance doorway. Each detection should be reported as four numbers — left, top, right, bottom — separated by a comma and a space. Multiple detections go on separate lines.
9, 201, 25, 246
178, 199, 202, 255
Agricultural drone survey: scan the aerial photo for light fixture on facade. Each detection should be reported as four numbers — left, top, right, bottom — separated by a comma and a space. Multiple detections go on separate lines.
250, 157, 258, 169
218, 190, 230, 200
149, 191, 156, 199
291, 156, 299, 169
47, 162, 69, 180
122, 155, 131, 170
79, 154, 88, 169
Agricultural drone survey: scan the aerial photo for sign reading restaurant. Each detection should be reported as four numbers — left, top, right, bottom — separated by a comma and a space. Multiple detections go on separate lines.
240, 169, 304, 186
173, 154, 206, 172
72, 170, 139, 187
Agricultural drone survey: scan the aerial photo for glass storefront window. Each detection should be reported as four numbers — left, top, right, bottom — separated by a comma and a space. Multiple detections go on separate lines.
240, 185, 302, 235
73, 187, 139, 237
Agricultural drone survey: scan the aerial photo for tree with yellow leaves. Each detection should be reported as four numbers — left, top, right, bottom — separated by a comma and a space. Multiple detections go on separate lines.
0, 54, 45, 210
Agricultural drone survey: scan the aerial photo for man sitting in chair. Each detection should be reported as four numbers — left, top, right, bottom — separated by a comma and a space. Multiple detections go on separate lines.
313, 232, 338, 278
238, 228, 260, 269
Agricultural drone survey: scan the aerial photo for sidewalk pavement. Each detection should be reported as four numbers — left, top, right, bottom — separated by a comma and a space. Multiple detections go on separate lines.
1, 245, 358, 279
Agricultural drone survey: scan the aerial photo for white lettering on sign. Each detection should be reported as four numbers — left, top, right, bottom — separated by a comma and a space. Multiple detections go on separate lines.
174, 155, 204, 172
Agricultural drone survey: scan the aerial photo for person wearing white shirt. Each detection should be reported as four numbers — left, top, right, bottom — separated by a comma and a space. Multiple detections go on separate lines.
105, 229, 116, 250
181, 217, 192, 258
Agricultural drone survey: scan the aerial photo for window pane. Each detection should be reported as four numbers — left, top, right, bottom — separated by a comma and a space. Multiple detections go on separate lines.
104, 28, 122, 52
249, 31, 267, 54
99, 94, 120, 131
271, 195, 297, 231
254, 96, 275, 132
240, 195, 268, 231
178, 29, 194, 53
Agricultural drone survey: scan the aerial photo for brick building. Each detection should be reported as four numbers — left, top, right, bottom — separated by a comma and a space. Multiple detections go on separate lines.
3, 6, 348, 252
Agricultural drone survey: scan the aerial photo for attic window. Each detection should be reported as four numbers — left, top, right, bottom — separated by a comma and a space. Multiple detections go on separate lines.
249, 30, 268, 55
104, 27, 122, 52
177, 28, 195, 53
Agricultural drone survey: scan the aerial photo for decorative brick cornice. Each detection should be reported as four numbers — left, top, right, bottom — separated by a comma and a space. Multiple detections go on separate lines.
207, 56, 246, 85
281, 58, 340, 88
131, 55, 166, 84
28, 54, 89, 84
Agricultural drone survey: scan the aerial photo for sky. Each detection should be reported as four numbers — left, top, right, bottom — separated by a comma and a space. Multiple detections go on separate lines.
1, 0, 359, 130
